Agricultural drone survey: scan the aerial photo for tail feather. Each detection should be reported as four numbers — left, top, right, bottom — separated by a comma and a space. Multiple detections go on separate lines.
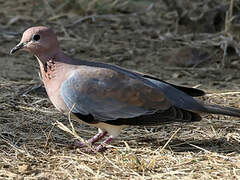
202, 104, 240, 117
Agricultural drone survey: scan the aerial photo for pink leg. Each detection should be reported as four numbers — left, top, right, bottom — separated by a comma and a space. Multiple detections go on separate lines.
88, 131, 107, 144
74, 131, 107, 148
95, 136, 113, 152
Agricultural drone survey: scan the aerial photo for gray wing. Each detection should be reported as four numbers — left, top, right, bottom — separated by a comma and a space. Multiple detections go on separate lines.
141, 74, 205, 97
75, 60, 206, 111
60, 66, 171, 121
142, 76, 205, 111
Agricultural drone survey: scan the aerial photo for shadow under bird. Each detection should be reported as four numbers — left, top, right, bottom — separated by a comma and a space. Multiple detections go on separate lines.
10, 26, 240, 152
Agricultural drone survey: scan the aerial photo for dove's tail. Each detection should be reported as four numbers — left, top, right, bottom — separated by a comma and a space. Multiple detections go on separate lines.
201, 104, 240, 117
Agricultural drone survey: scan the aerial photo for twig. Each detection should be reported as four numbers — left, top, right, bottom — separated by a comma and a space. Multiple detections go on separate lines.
17, 105, 56, 114
152, 128, 181, 153
205, 91, 240, 97
44, 123, 57, 148
188, 143, 236, 161
163, 67, 217, 71
68, 3, 154, 27
43, 0, 70, 38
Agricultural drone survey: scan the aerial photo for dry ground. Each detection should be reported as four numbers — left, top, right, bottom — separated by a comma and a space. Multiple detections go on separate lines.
1, 0, 240, 179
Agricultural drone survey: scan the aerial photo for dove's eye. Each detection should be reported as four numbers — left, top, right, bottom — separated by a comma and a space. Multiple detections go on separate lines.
32, 34, 40, 41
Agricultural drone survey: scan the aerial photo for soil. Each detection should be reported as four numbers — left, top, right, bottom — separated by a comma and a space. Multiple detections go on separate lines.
0, 0, 240, 179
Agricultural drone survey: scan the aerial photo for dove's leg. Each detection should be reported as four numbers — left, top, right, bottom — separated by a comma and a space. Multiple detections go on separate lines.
95, 136, 114, 152
88, 130, 107, 144
74, 129, 107, 147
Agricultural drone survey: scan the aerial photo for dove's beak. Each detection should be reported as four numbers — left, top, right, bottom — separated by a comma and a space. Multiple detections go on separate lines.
10, 42, 26, 54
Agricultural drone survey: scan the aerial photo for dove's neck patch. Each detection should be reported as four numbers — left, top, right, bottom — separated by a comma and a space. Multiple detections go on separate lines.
39, 58, 57, 80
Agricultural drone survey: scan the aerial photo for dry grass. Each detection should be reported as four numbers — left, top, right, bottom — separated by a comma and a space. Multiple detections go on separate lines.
1, 0, 240, 179
1, 79, 240, 179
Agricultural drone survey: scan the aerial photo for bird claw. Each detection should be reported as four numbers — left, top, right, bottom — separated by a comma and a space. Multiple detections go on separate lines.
95, 145, 107, 152
67, 140, 87, 149
71, 141, 107, 153
77, 137, 113, 153
92, 136, 113, 153
83, 145, 107, 153
68, 134, 113, 153
72, 140, 88, 148
69, 131, 108, 149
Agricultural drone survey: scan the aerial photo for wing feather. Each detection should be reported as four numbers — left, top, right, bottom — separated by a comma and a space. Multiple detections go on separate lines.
60, 67, 170, 121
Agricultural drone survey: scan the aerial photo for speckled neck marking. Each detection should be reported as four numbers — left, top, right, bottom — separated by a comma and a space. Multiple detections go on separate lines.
43, 59, 56, 80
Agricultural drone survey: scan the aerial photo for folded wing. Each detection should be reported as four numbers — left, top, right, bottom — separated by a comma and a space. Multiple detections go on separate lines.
60, 66, 171, 121
60, 65, 203, 125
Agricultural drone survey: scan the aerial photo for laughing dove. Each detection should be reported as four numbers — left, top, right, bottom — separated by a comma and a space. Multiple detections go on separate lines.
10, 26, 240, 152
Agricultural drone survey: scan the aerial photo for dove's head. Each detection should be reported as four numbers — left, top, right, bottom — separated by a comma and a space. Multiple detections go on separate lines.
10, 26, 60, 59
